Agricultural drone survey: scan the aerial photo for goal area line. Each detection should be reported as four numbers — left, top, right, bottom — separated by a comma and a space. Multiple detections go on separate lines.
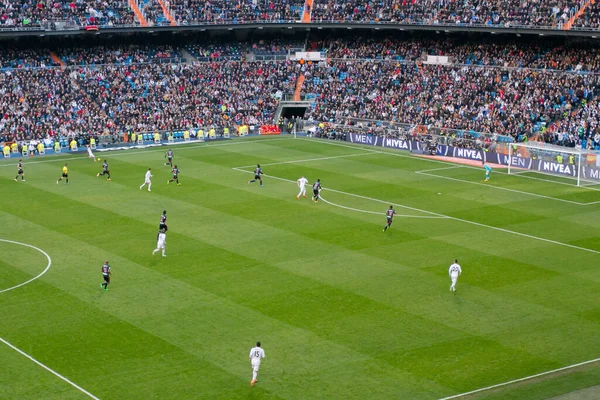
438, 357, 600, 400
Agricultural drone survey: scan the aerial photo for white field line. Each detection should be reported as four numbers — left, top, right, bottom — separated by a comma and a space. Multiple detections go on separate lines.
319, 192, 448, 219
0, 337, 100, 400
235, 152, 372, 168
0, 137, 288, 168
303, 139, 600, 199
438, 357, 600, 400
232, 167, 600, 255
510, 170, 600, 193
416, 171, 591, 206
0, 239, 52, 294
416, 166, 461, 173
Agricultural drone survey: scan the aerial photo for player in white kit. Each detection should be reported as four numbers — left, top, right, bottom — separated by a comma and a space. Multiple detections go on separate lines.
449, 259, 462, 292
249, 341, 265, 387
152, 229, 166, 257
140, 168, 153, 191
86, 145, 96, 160
296, 176, 309, 199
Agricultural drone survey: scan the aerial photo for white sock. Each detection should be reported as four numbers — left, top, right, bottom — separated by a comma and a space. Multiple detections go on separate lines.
252, 371, 257, 381
297, 190, 303, 197
153, 249, 158, 254
162, 249, 165, 256
148, 182, 152, 191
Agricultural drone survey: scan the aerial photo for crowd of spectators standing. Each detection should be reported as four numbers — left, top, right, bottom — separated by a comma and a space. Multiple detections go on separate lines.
1, 37, 600, 151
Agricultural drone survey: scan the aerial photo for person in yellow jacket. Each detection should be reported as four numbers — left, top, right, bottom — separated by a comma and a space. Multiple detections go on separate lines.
57, 164, 69, 185
54, 141, 61, 153
2, 144, 10, 157
69, 139, 77, 151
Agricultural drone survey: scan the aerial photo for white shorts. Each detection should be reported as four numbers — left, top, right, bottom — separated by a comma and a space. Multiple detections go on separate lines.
145, 180, 151, 184
451, 274, 458, 283
157, 243, 165, 249
251, 363, 260, 372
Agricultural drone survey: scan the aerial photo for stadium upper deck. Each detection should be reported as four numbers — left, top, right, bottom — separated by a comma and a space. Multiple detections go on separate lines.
0, 0, 598, 32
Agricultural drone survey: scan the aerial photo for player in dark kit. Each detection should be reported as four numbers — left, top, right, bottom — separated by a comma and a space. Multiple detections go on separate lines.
248, 164, 264, 186
14, 160, 25, 182
312, 179, 322, 203
165, 149, 174, 167
96, 160, 111, 181
167, 165, 181, 185
383, 205, 396, 232
100, 261, 111, 291
159, 210, 168, 232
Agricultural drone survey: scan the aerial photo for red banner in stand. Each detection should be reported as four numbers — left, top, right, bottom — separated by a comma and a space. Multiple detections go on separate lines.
259, 125, 281, 135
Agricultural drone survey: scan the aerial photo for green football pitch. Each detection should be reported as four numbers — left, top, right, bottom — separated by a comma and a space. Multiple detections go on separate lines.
1, 136, 599, 400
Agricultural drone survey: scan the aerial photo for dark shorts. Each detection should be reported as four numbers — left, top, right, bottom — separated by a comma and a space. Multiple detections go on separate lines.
103, 274, 110, 283
159, 223, 168, 231
173, 175, 178, 179
254, 174, 261, 180
17, 169, 23, 175
103, 169, 109, 174
62, 173, 68, 178
167, 157, 173, 161
313, 189, 319, 196
387, 217, 393, 225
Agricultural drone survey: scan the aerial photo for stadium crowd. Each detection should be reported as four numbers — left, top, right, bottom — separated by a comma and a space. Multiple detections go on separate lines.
0, 58, 298, 143
0, 0, 597, 29
0, 0, 135, 27
169, 0, 304, 24
310, 0, 584, 28
313, 37, 600, 72
0, 37, 600, 150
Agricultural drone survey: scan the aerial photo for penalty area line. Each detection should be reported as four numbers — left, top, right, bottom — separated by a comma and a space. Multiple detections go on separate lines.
415, 171, 590, 206
232, 168, 600, 255
0, 337, 100, 400
438, 357, 600, 400
234, 152, 372, 169
319, 192, 448, 219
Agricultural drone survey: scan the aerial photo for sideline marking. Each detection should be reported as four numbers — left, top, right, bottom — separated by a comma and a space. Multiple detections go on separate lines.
0, 239, 52, 294
319, 192, 448, 219
0, 337, 100, 400
0, 137, 288, 168
232, 167, 600, 255
438, 357, 600, 400
415, 170, 592, 206
304, 139, 600, 203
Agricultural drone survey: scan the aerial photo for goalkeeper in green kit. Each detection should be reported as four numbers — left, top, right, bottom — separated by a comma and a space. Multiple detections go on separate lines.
483, 161, 492, 182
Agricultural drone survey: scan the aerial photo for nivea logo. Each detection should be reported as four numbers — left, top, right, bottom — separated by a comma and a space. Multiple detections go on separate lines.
540, 161, 573, 175
455, 148, 483, 160
383, 138, 409, 149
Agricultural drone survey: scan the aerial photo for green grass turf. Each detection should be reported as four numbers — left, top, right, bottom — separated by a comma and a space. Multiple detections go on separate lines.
0, 136, 599, 400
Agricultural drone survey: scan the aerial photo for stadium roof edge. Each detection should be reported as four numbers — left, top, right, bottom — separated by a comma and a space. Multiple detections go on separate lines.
1, 22, 600, 39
